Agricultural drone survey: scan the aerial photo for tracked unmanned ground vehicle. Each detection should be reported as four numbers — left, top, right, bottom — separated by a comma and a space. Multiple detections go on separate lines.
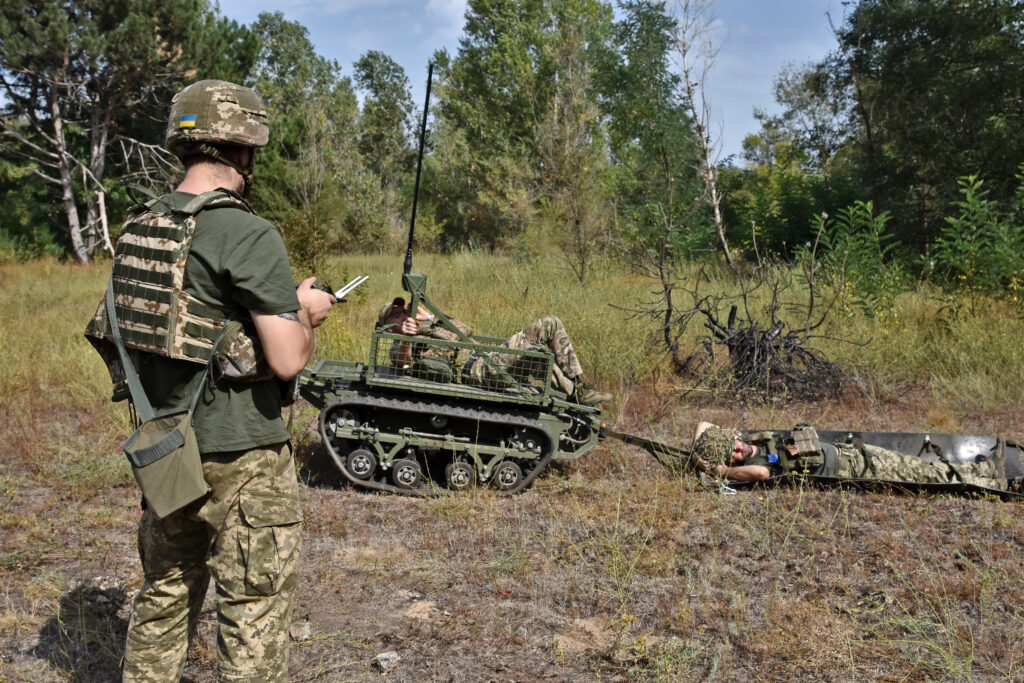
298, 272, 619, 496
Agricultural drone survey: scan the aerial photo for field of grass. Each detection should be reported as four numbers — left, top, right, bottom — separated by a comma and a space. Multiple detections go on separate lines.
1, 254, 1023, 680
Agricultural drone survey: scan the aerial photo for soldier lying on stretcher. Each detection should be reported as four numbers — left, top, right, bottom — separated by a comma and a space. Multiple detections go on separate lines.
376, 297, 611, 406
691, 421, 1021, 492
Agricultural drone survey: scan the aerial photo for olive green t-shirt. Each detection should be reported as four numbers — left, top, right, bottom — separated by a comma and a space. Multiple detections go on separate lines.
136, 191, 300, 453
746, 451, 783, 477
748, 442, 841, 477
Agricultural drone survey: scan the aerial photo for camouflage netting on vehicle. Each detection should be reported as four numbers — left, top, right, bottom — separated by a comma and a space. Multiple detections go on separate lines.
692, 424, 742, 465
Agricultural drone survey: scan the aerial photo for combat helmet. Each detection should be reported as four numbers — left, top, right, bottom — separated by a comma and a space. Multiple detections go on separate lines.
692, 423, 742, 466
166, 80, 268, 156
165, 80, 268, 193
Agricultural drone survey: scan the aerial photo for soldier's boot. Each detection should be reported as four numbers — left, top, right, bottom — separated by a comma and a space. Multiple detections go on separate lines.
573, 382, 612, 406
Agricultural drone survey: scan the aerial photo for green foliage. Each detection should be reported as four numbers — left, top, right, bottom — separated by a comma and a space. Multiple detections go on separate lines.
726, 96, 861, 256
430, 0, 620, 253
932, 169, 1024, 306
0, 0, 709, 266
819, 200, 904, 315
843, 0, 1024, 244
0, 0, 259, 262
0, 157, 67, 261
596, 0, 709, 262
353, 50, 414, 191
738, 0, 1024, 252
428, 0, 551, 249
247, 12, 392, 270
534, 1, 614, 283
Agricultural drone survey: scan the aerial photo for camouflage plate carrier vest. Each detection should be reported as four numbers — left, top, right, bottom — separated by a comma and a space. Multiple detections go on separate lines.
86, 190, 253, 392
750, 425, 843, 477
784, 425, 835, 476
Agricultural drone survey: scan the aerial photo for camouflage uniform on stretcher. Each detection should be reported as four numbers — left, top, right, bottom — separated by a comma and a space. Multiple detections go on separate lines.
837, 442, 1004, 488
694, 424, 1007, 490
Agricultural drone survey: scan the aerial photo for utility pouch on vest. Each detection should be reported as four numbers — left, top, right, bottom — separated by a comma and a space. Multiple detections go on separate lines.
212, 320, 275, 382
748, 431, 776, 449
789, 453, 826, 474
790, 425, 823, 458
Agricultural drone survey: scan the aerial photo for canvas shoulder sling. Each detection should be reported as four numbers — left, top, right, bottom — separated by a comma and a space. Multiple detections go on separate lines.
105, 278, 224, 518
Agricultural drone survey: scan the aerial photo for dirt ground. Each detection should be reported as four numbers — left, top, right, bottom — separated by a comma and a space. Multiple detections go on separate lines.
2, 385, 1023, 681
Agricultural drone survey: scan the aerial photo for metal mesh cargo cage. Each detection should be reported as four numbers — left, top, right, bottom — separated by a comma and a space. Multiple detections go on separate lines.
368, 330, 558, 399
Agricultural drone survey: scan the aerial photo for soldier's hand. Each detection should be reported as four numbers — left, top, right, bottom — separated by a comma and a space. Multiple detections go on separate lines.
398, 314, 419, 335
297, 277, 336, 328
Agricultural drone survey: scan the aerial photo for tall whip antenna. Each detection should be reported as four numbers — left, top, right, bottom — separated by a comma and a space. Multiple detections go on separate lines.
404, 62, 433, 276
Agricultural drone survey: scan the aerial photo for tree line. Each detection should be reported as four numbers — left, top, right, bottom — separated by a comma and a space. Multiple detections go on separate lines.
2, 0, 1023, 299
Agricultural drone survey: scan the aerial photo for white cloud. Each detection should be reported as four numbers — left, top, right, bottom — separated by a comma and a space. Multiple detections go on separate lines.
426, 0, 468, 42
427, 0, 467, 23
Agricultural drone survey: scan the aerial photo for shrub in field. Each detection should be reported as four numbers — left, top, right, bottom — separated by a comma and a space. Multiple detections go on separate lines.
931, 166, 1024, 311
818, 200, 905, 316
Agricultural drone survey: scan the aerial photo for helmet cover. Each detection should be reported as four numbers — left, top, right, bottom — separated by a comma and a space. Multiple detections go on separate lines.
692, 424, 743, 465
166, 80, 269, 158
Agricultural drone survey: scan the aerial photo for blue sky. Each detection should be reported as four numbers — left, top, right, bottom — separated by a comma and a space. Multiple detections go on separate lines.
215, 0, 841, 160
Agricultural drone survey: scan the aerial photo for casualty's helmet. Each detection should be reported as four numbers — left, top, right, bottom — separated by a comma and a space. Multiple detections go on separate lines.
165, 80, 269, 160
377, 297, 407, 328
692, 424, 743, 465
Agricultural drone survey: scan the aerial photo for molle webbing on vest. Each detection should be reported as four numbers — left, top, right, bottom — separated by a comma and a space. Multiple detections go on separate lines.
107, 190, 251, 364
787, 442, 840, 477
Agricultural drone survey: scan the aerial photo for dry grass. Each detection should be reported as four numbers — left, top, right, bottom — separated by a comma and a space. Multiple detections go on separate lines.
1, 255, 1023, 680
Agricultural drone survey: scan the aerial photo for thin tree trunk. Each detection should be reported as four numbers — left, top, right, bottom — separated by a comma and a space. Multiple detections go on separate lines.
672, 0, 734, 268
85, 104, 112, 258
50, 79, 88, 263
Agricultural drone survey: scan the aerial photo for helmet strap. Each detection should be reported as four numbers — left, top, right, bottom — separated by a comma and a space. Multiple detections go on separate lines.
194, 143, 255, 197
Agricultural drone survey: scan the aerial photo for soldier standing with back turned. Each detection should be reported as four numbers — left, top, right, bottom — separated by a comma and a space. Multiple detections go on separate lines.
87, 80, 336, 681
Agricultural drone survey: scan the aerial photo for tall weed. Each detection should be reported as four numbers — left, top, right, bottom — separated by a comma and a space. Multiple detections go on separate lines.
4, 249, 1024, 454
932, 168, 1024, 313
818, 200, 904, 316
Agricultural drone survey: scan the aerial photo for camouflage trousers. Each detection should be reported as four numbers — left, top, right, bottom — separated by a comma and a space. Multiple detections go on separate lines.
465, 315, 583, 394
835, 443, 1004, 489
123, 442, 302, 682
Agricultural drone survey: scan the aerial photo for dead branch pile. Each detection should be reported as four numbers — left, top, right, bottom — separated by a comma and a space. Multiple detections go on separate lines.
687, 303, 847, 401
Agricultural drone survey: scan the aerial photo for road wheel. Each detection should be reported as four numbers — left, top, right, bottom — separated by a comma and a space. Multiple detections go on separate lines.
493, 461, 522, 492
391, 458, 423, 489
344, 448, 377, 480
445, 460, 475, 491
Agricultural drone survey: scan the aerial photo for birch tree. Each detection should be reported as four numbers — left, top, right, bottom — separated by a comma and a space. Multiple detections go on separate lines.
669, 0, 734, 267
0, 1, 256, 262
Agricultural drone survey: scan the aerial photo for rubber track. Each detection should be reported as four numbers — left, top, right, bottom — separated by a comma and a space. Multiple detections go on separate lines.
318, 393, 556, 497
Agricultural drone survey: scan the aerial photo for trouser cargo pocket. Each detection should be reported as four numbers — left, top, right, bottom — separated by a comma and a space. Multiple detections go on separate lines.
238, 490, 302, 596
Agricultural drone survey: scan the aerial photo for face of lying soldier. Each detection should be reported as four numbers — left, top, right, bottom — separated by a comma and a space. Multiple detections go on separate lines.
729, 439, 757, 465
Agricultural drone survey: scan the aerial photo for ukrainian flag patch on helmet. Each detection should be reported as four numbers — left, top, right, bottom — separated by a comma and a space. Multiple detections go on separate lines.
178, 115, 196, 128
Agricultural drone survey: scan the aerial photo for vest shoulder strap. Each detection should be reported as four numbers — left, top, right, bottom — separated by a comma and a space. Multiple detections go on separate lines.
178, 189, 253, 216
